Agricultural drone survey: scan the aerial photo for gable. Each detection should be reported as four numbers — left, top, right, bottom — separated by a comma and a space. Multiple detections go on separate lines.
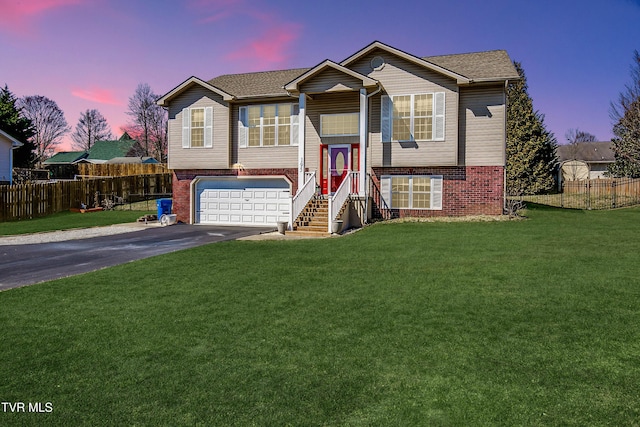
0, 129, 23, 148
341, 41, 470, 84
285, 60, 378, 95
299, 67, 370, 93
157, 77, 234, 107
349, 47, 460, 95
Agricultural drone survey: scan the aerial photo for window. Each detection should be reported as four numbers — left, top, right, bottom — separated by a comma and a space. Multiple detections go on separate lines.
381, 93, 445, 142
380, 175, 443, 210
181, 106, 213, 148
320, 113, 359, 137
190, 108, 205, 147
239, 103, 299, 148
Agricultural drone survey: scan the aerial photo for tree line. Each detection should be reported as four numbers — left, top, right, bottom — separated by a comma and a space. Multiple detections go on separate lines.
0, 83, 168, 168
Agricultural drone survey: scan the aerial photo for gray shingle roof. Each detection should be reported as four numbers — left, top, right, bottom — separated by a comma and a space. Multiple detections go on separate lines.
423, 50, 520, 81
557, 142, 615, 163
208, 68, 310, 98
206, 50, 518, 98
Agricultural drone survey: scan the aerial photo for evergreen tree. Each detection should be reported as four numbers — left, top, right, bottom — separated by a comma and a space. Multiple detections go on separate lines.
0, 85, 35, 167
506, 62, 558, 195
608, 51, 640, 178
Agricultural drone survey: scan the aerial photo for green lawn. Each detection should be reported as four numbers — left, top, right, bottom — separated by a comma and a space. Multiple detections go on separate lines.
0, 210, 153, 236
1, 206, 640, 425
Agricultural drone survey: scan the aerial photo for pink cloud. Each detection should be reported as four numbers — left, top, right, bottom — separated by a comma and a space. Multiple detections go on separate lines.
226, 25, 301, 68
71, 87, 122, 106
0, 0, 83, 35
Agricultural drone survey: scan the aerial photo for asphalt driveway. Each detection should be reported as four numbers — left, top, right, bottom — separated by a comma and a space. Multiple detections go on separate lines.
0, 224, 271, 291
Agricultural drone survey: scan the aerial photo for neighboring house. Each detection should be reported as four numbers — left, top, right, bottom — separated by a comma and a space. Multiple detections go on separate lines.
77, 134, 142, 164
557, 141, 614, 181
157, 41, 519, 230
0, 128, 23, 185
43, 151, 88, 178
43, 134, 147, 178
106, 157, 159, 164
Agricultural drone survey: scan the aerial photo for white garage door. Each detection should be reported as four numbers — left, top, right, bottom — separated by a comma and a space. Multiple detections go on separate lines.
196, 178, 291, 226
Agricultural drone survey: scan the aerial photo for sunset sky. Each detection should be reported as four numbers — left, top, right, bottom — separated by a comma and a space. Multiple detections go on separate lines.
1, 0, 640, 151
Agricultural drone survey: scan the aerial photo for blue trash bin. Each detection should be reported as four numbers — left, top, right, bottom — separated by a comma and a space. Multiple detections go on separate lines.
156, 199, 172, 220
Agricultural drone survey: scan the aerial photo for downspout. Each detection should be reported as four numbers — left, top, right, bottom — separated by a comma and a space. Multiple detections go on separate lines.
9, 145, 14, 185
364, 83, 382, 223
190, 177, 198, 224
503, 79, 509, 213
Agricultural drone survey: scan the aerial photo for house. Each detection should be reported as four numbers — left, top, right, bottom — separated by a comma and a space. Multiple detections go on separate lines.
557, 141, 614, 181
43, 134, 146, 178
43, 151, 88, 179
157, 41, 520, 230
105, 157, 159, 164
76, 134, 142, 164
0, 128, 23, 185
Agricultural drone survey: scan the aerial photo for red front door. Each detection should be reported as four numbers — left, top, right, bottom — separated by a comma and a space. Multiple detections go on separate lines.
319, 144, 360, 194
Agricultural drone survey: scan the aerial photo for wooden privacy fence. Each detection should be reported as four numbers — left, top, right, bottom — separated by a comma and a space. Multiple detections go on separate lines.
518, 178, 640, 210
0, 174, 172, 222
78, 163, 168, 177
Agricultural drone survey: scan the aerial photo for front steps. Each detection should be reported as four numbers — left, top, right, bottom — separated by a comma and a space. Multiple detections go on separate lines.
293, 197, 330, 235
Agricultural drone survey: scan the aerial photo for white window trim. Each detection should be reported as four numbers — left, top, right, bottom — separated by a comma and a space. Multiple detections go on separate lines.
239, 103, 299, 148
380, 174, 443, 210
181, 106, 213, 148
381, 93, 445, 142
320, 112, 360, 137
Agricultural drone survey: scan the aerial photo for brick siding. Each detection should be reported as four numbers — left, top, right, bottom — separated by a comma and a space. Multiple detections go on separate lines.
371, 166, 504, 216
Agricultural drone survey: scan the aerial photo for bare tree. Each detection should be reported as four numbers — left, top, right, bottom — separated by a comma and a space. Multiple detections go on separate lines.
18, 95, 70, 165
149, 105, 168, 162
565, 128, 597, 147
71, 109, 114, 151
127, 83, 167, 160
610, 50, 640, 124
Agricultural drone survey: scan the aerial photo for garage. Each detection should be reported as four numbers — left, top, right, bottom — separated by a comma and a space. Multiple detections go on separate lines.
195, 177, 291, 226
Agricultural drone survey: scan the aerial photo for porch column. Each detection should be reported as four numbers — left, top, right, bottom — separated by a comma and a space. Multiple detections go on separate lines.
359, 88, 367, 195
298, 93, 306, 190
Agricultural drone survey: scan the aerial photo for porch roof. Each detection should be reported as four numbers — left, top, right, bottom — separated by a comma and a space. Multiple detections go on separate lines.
283, 60, 378, 94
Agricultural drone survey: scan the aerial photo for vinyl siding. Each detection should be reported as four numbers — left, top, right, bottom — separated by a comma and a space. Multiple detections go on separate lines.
350, 49, 459, 167
458, 85, 505, 166
231, 103, 298, 169
0, 137, 11, 181
167, 86, 229, 170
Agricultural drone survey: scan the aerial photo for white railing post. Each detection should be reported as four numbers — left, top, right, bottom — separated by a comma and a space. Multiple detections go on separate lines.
291, 171, 316, 230
328, 171, 358, 232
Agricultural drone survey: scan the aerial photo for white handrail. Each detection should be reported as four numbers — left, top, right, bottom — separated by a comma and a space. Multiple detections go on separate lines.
290, 171, 316, 229
328, 171, 359, 232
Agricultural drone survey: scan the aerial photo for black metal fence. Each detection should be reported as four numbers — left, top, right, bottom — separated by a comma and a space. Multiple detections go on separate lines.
514, 178, 640, 210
